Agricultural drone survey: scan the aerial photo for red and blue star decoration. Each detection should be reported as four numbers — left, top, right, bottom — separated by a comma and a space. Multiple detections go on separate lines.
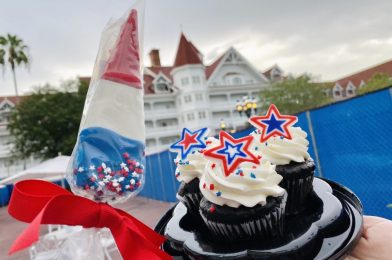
249, 104, 297, 143
170, 127, 208, 160
203, 131, 260, 177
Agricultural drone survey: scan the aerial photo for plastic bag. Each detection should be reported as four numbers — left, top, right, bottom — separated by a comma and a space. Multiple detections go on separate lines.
66, 0, 146, 204
29, 227, 115, 260
30, 3, 147, 259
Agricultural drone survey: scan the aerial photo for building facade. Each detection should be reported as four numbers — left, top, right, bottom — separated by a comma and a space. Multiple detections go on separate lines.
0, 97, 38, 178
328, 59, 392, 101
143, 33, 283, 153
0, 33, 285, 173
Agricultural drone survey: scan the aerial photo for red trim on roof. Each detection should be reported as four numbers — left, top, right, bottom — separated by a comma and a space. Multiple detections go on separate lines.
336, 59, 392, 88
0, 96, 22, 105
206, 53, 225, 79
174, 33, 203, 67
147, 66, 173, 81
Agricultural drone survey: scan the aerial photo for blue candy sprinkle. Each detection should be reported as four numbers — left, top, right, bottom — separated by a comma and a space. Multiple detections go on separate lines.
216, 191, 222, 197
250, 173, 256, 179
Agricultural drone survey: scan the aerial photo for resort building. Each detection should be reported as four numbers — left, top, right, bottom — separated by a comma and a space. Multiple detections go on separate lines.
328, 59, 392, 100
143, 33, 282, 153
0, 96, 38, 178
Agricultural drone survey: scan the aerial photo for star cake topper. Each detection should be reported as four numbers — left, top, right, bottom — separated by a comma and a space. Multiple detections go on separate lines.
203, 131, 260, 177
170, 127, 208, 160
249, 104, 297, 142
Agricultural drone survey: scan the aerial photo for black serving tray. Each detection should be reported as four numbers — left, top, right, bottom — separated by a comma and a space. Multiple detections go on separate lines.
155, 178, 363, 260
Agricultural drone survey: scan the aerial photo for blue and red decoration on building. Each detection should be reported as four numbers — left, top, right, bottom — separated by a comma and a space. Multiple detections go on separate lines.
203, 131, 260, 177
170, 127, 208, 160
249, 104, 297, 142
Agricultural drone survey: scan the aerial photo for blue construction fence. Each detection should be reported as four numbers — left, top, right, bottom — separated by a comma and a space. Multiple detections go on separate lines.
0, 88, 391, 219
139, 87, 392, 219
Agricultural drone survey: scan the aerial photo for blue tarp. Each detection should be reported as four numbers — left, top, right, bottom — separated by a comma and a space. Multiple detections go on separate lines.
141, 88, 392, 219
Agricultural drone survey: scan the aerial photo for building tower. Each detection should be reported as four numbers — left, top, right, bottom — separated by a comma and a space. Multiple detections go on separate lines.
171, 33, 210, 131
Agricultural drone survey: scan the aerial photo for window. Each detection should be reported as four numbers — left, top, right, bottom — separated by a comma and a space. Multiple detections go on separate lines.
232, 77, 242, 85
195, 93, 203, 101
198, 111, 206, 119
145, 120, 153, 128
144, 103, 151, 111
184, 95, 192, 103
156, 83, 169, 92
333, 84, 343, 97
187, 113, 195, 121
192, 76, 200, 84
181, 77, 189, 86
225, 73, 244, 85
146, 139, 156, 148
346, 83, 356, 96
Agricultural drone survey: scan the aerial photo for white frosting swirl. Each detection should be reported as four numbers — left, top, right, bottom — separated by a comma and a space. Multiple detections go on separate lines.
251, 127, 310, 165
200, 160, 285, 208
174, 151, 206, 183
174, 137, 218, 183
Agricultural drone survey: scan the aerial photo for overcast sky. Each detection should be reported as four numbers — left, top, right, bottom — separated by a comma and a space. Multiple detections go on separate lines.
1, 0, 392, 95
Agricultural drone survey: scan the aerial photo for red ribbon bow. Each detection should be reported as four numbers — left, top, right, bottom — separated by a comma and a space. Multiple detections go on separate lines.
7, 180, 171, 260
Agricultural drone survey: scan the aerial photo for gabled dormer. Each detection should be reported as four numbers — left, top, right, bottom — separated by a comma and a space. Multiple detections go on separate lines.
207, 47, 269, 86
346, 81, 356, 96
359, 80, 366, 88
333, 83, 343, 98
223, 48, 244, 64
263, 64, 284, 81
0, 98, 16, 113
153, 72, 173, 93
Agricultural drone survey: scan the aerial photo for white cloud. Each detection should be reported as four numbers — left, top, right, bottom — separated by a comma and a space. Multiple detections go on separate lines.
1, 0, 392, 94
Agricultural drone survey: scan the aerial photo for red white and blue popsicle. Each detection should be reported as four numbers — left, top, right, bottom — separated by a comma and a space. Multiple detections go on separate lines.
67, 10, 146, 203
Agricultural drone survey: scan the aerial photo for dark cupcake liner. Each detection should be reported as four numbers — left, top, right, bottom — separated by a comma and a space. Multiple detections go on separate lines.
176, 191, 203, 213
276, 158, 315, 215
199, 195, 286, 241
176, 178, 202, 213
280, 174, 314, 214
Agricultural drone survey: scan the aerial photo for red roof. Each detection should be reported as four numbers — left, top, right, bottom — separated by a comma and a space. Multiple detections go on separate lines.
206, 53, 225, 79
0, 96, 22, 105
174, 33, 203, 67
143, 66, 175, 95
336, 59, 392, 88
263, 68, 273, 78
147, 66, 173, 81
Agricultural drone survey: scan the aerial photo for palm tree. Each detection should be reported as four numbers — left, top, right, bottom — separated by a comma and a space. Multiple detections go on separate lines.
0, 34, 30, 96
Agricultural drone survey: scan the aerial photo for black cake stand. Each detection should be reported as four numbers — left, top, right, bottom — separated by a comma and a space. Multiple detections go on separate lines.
155, 178, 363, 260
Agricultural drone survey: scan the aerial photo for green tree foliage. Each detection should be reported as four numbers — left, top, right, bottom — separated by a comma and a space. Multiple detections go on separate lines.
0, 34, 30, 96
260, 74, 332, 115
8, 79, 88, 159
358, 73, 392, 95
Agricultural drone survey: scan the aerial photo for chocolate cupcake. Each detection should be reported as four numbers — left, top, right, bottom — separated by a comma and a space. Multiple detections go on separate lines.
251, 127, 315, 214
170, 127, 211, 213
199, 159, 287, 241
173, 150, 208, 213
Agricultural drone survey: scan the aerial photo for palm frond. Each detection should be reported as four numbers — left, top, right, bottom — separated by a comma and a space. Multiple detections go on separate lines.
0, 36, 7, 45
0, 49, 5, 65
